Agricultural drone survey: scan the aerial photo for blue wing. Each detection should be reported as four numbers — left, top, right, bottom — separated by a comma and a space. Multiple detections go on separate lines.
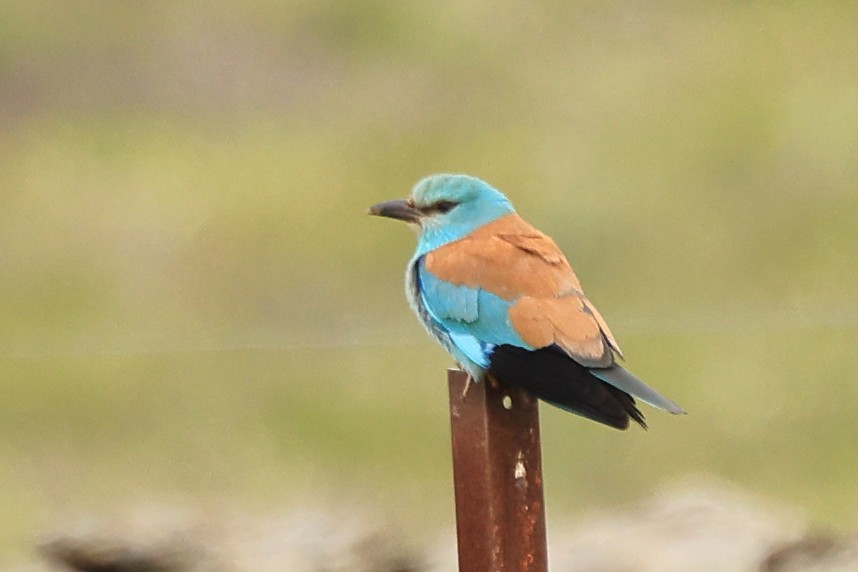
415, 258, 532, 372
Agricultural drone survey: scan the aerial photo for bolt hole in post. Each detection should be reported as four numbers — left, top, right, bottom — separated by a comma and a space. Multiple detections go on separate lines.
502, 394, 513, 410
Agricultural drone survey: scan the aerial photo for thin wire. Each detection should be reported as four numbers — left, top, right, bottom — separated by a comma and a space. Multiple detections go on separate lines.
3, 307, 857, 360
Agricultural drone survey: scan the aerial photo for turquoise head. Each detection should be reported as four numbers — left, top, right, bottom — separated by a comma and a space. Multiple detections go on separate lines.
368, 174, 516, 256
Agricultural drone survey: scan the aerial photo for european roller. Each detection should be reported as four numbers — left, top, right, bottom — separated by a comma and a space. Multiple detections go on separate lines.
369, 174, 684, 430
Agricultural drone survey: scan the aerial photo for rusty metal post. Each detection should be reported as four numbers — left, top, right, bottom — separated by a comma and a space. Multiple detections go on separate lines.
448, 368, 549, 572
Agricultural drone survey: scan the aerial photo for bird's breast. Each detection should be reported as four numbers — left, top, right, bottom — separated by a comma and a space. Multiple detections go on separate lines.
405, 256, 487, 380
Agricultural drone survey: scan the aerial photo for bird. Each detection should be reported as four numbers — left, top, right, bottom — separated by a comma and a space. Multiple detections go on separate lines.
368, 174, 684, 430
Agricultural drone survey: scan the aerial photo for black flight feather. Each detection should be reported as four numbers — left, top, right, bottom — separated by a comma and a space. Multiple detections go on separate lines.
487, 344, 646, 430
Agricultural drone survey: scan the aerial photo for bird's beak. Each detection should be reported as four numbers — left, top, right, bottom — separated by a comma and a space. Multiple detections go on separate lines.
367, 199, 421, 223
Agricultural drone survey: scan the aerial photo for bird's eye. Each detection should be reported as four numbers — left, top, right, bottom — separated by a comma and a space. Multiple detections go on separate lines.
433, 200, 458, 214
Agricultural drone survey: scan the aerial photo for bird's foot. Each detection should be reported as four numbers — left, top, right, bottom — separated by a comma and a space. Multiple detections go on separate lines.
487, 373, 500, 390
461, 375, 474, 399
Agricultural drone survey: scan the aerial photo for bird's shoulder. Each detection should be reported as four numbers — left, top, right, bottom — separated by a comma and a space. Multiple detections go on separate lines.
424, 213, 583, 299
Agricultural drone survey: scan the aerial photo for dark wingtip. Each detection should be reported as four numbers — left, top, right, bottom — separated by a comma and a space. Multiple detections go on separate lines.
605, 385, 647, 430
630, 406, 648, 430
488, 344, 646, 431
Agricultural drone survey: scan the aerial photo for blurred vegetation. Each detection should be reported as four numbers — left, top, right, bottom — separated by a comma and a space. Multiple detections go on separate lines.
2, 1, 858, 567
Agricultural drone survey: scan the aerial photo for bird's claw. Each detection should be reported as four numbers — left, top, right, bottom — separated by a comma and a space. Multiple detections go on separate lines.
487, 373, 500, 390
461, 374, 474, 399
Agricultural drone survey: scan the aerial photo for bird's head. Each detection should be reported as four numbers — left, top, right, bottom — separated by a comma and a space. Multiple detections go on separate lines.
368, 174, 515, 254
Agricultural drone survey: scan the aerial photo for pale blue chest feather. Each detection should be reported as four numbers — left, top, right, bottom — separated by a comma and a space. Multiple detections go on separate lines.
405, 255, 531, 380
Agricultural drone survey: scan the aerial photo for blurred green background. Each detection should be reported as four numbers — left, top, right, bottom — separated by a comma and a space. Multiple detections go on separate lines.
2, 1, 858, 566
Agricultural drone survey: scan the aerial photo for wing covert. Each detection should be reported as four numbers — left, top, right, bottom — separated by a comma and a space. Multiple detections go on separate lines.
416, 258, 531, 353
423, 213, 621, 368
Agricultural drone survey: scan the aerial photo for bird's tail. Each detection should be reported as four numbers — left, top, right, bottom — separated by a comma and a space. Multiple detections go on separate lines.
590, 366, 685, 415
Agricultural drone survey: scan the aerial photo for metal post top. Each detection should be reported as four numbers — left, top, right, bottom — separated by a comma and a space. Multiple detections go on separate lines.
447, 369, 549, 572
